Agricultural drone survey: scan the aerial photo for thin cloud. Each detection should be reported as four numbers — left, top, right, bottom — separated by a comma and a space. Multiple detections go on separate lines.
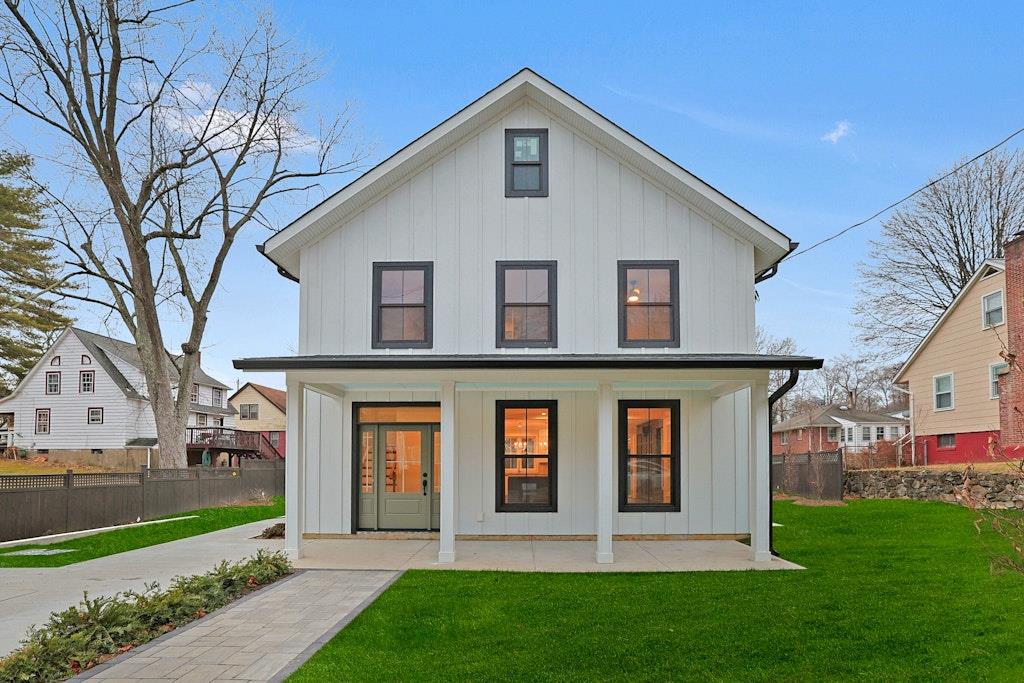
821, 120, 852, 144
604, 84, 789, 141
777, 276, 853, 300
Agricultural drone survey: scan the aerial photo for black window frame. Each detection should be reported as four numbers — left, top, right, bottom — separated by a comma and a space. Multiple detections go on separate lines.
495, 260, 558, 348
371, 261, 434, 349
495, 399, 558, 513
618, 399, 681, 513
505, 129, 549, 198
617, 260, 681, 348
87, 407, 104, 425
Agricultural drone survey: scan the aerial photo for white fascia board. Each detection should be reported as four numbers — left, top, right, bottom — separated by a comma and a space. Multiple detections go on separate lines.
263, 69, 792, 278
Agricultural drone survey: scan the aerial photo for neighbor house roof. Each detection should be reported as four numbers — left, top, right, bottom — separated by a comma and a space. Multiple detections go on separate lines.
229, 382, 287, 414
893, 258, 1005, 383
772, 404, 909, 433
259, 68, 794, 281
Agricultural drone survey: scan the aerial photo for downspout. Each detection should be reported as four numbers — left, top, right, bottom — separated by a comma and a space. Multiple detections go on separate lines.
768, 367, 800, 557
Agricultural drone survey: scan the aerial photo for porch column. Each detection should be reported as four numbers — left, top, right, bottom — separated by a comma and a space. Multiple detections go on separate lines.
749, 381, 771, 562
596, 383, 614, 563
285, 378, 306, 560
438, 380, 457, 563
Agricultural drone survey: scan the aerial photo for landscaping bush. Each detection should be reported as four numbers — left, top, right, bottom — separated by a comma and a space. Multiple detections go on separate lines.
0, 550, 291, 682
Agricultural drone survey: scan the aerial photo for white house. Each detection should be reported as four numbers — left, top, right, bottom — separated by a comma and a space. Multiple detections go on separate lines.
235, 69, 821, 565
0, 327, 235, 468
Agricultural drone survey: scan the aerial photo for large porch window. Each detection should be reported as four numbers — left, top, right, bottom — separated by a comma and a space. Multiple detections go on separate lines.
619, 400, 680, 512
496, 400, 557, 512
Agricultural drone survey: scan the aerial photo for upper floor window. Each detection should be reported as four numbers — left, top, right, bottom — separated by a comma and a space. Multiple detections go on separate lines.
35, 408, 50, 434
189, 383, 199, 403
212, 387, 223, 407
81, 354, 91, 365
618, 260, 680, 347
779, 431, 788, 445
990, 362, 1009, 399
496, 261, 557, 347
372, 262, 433, 348
196, 413, 208, 427
496, 400, 557, 512
982, 290, 1004, 328
79, 370, 94, 393
50, 356, 60, 366
505, 129, 548, 197
934, 373, 954, 411
45, 371, 61, 395
619, 400, 680, 512
240, 403, 259, 420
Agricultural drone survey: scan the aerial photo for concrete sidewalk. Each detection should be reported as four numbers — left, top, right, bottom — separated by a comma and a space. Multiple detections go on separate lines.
0, 518, 284, 657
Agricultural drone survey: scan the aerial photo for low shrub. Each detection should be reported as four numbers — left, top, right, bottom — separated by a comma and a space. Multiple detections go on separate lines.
0, 550, 291, 682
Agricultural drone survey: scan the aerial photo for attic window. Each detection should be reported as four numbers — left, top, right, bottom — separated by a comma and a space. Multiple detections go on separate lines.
505, 129, 548, 197
50, 356, 60, 366
981, 266, 999, 279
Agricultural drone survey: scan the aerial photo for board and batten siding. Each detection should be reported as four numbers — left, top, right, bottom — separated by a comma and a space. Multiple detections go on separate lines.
0, 333, 129, 450
902, 270, 1006, 436
296, 100, 756, 356
301, 388, 750, 537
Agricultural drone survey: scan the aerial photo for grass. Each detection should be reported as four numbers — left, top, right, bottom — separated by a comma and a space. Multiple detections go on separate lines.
0, 497, 283, 568
290, 500, 1024, 681
0, 459, 115, 474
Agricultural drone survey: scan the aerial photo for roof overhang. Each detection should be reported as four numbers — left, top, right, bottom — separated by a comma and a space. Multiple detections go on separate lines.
893, 258, 1006, 382
261, 68, 793, 280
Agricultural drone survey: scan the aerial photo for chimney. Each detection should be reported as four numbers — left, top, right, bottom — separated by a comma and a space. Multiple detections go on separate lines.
999, 233, 1024, 447
847, 389, 856, 408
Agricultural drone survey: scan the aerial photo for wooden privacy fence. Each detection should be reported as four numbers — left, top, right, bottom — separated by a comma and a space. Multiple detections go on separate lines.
772, 451, 844, 501
0, 460, 284, 543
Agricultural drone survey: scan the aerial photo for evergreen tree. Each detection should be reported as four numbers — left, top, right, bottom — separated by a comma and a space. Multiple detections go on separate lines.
0, 152, 72, 395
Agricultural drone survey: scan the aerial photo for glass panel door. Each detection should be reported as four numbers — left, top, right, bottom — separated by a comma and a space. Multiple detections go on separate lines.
377, 426, 431, 529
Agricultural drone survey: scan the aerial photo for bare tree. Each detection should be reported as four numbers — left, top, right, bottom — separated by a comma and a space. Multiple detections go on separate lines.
811, 354, 879, 410
855, 149, 1024, 360
755, 326, 807, 422
0, 1, 364, 466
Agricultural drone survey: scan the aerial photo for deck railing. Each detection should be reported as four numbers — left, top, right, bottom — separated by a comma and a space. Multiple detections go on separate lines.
185, 427, 282, 458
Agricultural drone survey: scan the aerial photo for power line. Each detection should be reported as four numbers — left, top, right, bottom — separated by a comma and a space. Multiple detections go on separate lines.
784, 124, 1024, 261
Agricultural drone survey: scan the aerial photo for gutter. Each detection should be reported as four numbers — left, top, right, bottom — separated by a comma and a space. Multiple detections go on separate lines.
256, 244, 299, 283
754, 241, 799, 284
767, 367, 800, 557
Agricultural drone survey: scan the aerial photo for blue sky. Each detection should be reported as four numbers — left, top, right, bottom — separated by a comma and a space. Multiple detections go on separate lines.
50, 2, 1024, 389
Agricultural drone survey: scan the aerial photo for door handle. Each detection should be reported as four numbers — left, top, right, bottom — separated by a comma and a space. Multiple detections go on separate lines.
422, 473, 428, 496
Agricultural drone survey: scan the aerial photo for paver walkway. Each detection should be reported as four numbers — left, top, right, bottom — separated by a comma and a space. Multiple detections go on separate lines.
77, 569, 399, 682
0, 518, 284, 657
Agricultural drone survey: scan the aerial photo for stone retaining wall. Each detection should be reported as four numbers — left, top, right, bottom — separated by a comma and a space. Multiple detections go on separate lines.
843, 468, 1024, 509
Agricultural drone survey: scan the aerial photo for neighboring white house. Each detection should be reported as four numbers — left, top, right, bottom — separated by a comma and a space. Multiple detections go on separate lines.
0, 327, 235, 468
235, 69, 821, 565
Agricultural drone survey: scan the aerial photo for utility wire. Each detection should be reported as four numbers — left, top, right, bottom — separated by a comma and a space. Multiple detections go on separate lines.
783, 124, 1024, 261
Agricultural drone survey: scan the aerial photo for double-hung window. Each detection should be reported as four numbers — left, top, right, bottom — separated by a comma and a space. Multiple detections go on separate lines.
196, 413, 208, 427
35, 408, 50, 434
240, 403, 259, 420
79, 370, 94, 393
505, 129, 548, 197
990, 362, 1009, 399
496, 400, 557, 512
189, 383, 199, 403
212, 388, 223, 408
372, 262, 433, 348
496, 261, 557, 347
862, 426, 871, 441
934, 373, 954, 410
45, 371, 60, 395
87, 407, 103, 425
618, 261, 680, 347
828, 426, 840, 441
779, 431, 788, 445
982, 290, 1004, 328
876, 426, 885, 441
619, 400, 680, 512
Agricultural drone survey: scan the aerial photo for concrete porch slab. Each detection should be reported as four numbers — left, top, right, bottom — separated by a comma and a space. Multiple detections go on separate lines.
294, 538, 802, 572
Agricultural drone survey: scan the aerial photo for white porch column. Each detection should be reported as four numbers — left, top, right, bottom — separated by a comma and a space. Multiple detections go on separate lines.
285, 378, 306, 560
596, 383, 614, 564
749, 381, 771, 562
438, 380, 457, 563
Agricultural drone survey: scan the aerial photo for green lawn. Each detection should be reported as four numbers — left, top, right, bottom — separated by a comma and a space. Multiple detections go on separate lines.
0, 497, 283, 568
291, 500, 1024, 681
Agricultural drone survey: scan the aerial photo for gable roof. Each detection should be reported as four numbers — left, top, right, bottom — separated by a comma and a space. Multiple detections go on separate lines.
260, 68, 794, 280
229, 382, 287, 414
772, 404, 909, 433
893, 258, 1005, 383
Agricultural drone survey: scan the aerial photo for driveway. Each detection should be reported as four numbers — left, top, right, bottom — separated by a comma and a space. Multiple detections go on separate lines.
0, 518, 284, 657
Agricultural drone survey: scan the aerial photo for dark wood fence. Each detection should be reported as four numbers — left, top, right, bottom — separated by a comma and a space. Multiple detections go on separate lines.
772, 451, 844, 500
0, 460, 284, 542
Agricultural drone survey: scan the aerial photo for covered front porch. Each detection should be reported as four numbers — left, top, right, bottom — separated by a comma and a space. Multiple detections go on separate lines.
232, 354, 821, 569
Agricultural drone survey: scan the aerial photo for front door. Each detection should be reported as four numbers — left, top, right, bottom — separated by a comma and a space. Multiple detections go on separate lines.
378, 425, 432, 529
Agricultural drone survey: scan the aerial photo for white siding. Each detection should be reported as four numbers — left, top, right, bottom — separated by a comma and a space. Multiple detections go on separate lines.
301, 388, 750, 536
0, 333, 129, 450
297, 100, 756, 356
